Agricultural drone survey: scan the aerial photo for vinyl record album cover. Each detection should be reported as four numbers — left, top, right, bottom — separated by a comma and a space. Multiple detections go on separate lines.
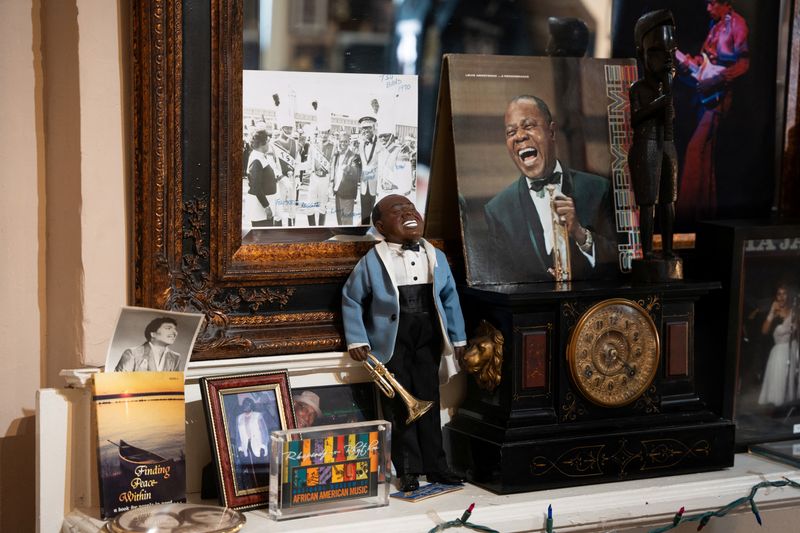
430, 54, 641, 286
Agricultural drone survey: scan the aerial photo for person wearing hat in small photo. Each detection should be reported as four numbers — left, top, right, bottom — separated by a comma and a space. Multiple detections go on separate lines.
332, 131, 362, 226
402, 133, 417, 159
272, 95, 301, 226
357, 115, 379, 225
293, 390, 323, 428
294, 125, 312, 222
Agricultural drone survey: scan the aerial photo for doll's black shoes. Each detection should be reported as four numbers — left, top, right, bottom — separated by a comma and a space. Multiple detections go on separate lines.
398, 474, 420, 492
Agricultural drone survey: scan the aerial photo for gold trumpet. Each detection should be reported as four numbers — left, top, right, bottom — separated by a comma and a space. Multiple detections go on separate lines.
546, 184, 571, 281
363, 353, 433, 424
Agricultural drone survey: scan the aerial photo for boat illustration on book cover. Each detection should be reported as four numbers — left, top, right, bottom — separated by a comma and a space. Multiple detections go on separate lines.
93, 371, 186, 519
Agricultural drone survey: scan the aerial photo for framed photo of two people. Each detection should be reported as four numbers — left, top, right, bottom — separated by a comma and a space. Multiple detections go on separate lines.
432, 54, 640, 286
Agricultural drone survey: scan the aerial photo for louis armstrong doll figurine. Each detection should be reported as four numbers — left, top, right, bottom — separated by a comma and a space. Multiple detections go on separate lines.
342, 194, 467, 492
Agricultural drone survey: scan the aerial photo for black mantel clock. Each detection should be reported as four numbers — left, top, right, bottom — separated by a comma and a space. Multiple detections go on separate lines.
447, 281, 735, 494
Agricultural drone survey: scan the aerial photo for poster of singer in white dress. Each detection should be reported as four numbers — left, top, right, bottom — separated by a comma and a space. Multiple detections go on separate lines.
242, 70, 418, 233
734, 237, 800, 445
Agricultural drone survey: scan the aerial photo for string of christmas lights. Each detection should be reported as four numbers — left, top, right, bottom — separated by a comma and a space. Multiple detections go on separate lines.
648, 477, 800, 533
427, 477, 799, 533
427, 503, 500, 533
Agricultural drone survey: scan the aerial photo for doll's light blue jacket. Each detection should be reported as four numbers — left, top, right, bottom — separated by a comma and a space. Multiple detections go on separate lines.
342, 239, 466, 384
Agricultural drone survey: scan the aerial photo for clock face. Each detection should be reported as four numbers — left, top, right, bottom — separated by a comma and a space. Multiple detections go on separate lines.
566, 298, 660, 408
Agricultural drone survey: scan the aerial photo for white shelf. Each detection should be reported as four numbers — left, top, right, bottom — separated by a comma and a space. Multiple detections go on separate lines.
58, 454, 800, 532
39, 362, 800, 532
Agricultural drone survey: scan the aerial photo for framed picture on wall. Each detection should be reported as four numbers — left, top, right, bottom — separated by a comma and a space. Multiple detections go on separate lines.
242, 70, 419, 238
200, 370, 296, 511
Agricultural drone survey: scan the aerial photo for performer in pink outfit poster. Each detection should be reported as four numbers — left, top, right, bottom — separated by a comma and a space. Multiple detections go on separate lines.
676, 0, 749, 222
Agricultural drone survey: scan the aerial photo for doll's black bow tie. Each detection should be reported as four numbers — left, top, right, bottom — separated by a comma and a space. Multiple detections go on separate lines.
401, 242, 420, 252
529, 171, 562, 192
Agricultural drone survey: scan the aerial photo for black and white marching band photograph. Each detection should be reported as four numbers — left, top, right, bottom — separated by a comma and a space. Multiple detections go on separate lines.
242, 70, 419, 235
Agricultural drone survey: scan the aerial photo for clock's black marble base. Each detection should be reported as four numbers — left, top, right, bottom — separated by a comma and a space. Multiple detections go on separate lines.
446, 414, 735, 494
446, 280, 735, 494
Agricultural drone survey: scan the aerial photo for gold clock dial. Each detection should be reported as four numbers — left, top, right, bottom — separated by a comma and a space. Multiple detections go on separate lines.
566, 298, 660, 407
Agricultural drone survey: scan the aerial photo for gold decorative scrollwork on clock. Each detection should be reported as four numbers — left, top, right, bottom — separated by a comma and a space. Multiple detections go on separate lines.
566, 298, 660, 408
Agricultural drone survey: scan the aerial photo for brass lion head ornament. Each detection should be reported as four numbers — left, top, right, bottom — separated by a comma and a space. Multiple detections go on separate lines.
463, 320, 504, 391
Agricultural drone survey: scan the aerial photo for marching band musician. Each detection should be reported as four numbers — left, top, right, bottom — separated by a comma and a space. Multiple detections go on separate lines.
272, 98, 300, 227
357, 116, 380, 225
376, 120, 413, 201
402, 133, 417, 185
244, 126, 277, 228
332, 132, 362, 226
307, 110, 335, 226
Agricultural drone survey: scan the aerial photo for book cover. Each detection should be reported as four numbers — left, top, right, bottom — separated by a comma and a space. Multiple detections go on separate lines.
94, 371, 186, 519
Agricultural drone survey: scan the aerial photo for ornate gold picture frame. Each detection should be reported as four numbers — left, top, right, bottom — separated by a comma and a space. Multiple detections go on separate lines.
132, 0, 380, 360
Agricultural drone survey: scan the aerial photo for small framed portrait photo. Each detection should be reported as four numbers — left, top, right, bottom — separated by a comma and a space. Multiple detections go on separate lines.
200, 370, 296, 511
291, 383, 379, 429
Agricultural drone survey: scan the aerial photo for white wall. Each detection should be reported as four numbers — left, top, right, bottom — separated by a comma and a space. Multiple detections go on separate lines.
0, 1, 45, 530
76, 0, 129, 369
0, 0, 45, 415
1, 0, 129, 529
